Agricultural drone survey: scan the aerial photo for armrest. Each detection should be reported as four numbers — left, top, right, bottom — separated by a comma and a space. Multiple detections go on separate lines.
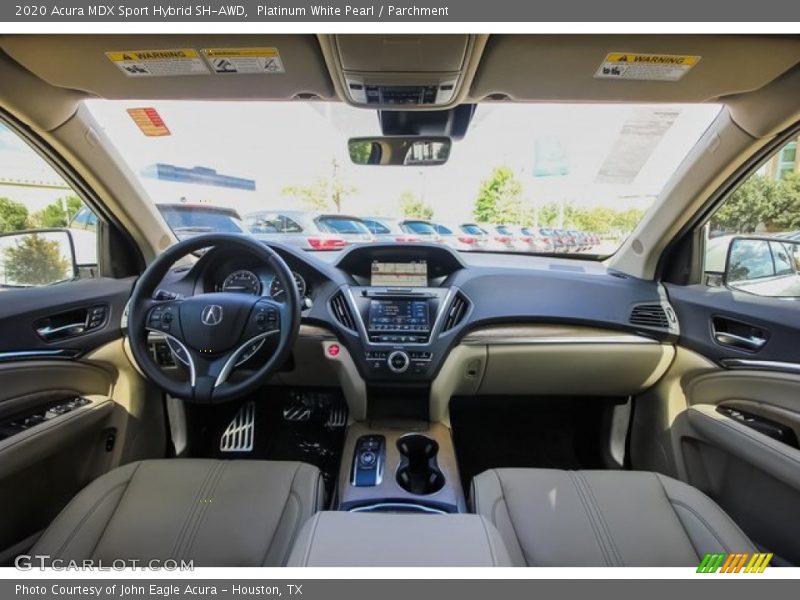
287, 511, 514, 567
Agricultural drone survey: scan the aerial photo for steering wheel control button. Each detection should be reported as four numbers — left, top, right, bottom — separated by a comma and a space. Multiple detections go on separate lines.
148, 305, 178, 333
388, 350, 410, 374
254, 303, 280, 332
353, 435, 385, 487
327, 344, 341, 358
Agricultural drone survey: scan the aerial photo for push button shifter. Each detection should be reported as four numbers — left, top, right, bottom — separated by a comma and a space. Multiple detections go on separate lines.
351, 435, 385, 487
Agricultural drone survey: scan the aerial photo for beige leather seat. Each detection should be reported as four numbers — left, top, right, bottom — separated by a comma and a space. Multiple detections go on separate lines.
471, 468, 756, 567
32, 459, 324, 567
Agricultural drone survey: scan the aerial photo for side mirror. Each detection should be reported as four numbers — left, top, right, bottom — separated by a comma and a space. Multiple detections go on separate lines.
348, 136, 451, 166
0, 229, 77, 288
724, 236, 800, 298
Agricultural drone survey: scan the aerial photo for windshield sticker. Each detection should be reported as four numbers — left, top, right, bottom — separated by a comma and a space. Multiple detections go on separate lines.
202, 48, 285, 74
595, 108, 680, 184
106, 49, 210, 77
126, 107, 171, 137
594, 52, 701, 81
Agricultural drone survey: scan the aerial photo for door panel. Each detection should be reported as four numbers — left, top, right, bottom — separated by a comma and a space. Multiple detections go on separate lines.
666, 280, 800, 564
0, 276, 166, 559
0, 277, 135, 358
665, 283, 800, 365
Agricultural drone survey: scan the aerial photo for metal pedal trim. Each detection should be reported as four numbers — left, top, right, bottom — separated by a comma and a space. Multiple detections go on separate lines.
220, 401, 255, 452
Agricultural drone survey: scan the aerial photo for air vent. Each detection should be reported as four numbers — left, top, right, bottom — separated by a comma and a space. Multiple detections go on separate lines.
330, 291, 357, 331
442, 293, 469, 333
629, 304, 670, 329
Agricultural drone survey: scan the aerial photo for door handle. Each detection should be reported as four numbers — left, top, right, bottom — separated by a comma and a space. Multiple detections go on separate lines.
713, 331, 767, 351
36, 322, 86, 340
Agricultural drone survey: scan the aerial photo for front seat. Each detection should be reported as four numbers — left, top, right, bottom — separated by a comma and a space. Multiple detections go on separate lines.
471, 468, 756, 567
31, 459, 324, 567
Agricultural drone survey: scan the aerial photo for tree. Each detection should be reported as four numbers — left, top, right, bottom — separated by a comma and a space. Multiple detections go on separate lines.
0, 198, 31, 233
473, 166, 524, 223
710, 175, 778, 233
32, 196, 84, 228
281, 178, 331, 211
281, 159, 357, 213
537, 203, 560, 227
2, 233, 70, 286
765, 171, 800, 231
399, 191, 434, 220
610, 208, 646, 234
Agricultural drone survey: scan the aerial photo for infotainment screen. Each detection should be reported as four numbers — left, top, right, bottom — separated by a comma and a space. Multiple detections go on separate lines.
368, 299, 430, 333
370, 260, 427, 287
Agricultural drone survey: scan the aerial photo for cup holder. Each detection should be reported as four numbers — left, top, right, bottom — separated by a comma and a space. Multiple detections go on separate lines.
396, 434, 445, 495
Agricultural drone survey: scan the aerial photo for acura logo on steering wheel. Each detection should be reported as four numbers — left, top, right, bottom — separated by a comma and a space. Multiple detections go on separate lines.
201, 304, 224, 326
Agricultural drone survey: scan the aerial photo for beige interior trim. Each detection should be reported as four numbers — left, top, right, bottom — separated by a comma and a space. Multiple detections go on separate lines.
430, 344, 487, 424
0, 35, 335, 102
469, 35, 800, 103
609, 109, 763, 279
431, 334, 673, 425
84, 339, 167, 467
318, 34, 488, 110
629, 345, 718, 478
461, 324, 658, 345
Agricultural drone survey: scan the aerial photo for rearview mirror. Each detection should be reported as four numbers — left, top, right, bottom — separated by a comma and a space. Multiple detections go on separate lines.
724, 236, 800, 298
348, 136, 451, 166
0, 229, 77, 288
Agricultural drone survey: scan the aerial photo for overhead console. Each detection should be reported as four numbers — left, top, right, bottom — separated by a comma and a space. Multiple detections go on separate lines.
318, 34, 487, 109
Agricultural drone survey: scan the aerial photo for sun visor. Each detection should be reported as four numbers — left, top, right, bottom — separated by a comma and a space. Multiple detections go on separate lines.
469, 35, 800, 103
0, 34, 335, 101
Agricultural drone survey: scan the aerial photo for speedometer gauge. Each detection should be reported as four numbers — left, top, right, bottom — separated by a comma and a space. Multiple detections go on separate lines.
222, 270, 261, 295
269, 272, 307, 300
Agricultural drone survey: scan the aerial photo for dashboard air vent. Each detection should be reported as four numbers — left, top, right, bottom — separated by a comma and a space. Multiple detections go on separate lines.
629, 304, 670, 329
330, 291, 357, 331
441, 293, 469, 333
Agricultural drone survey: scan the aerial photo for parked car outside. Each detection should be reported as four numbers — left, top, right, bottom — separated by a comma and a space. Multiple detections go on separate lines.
511, 225, 552, 252
362, 216, 421, 243
482, 224, 519, 251
399, 219, 443, 243
244, 210, 374, 250
70, 203, 248, 264
538, 227, 565, 252
432, 222, 482, 251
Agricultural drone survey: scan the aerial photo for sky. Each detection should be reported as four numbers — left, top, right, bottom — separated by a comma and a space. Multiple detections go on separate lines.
1, 101, 721, 223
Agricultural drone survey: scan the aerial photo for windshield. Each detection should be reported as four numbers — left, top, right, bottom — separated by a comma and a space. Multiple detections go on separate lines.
85, 100, 721, 256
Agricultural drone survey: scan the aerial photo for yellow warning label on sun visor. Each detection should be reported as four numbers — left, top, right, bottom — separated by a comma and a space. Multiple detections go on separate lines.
202, 47, 285, 74
595, 53, 701, 81
106, 49, 210, 77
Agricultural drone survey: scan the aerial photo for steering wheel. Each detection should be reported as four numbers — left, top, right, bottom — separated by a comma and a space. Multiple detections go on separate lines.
127, 234, 301, 404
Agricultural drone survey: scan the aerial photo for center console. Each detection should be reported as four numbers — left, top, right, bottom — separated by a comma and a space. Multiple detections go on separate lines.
338, 422, 465, 514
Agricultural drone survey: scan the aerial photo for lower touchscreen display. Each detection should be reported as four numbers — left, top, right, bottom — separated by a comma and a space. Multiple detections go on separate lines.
368, 299, 430, 333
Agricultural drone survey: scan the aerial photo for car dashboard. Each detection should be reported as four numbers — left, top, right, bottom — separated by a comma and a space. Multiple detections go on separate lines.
149, 241, 680, 411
